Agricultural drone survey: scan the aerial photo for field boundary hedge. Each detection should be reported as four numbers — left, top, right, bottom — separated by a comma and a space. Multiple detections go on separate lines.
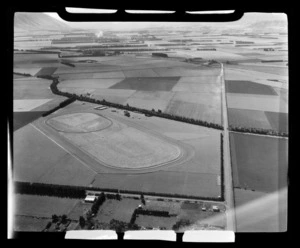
14, 181, 223, 202
229, 125, 288, 137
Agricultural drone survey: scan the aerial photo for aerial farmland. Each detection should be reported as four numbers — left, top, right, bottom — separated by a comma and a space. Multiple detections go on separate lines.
11, 12, 288, 233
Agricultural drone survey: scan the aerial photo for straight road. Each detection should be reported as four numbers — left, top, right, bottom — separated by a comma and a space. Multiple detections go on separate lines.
219, 63, 236, 231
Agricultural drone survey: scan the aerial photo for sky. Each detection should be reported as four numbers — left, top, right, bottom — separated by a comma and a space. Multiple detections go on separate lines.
45, 11, 287, 31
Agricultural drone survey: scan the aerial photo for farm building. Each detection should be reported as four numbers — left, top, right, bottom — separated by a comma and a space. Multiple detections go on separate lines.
263, 48, 275, 51
212, 206, 220, 212
94, 106, 108, 110
85, 195, 97, 203
152, 53, 168, 58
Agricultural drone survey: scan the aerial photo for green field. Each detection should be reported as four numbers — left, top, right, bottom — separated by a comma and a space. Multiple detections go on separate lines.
110, 77, 180, 91
228, 108, 272, 130
229, 132, 288, 193
265, 111, 288, 133
13, 111, 46, 131
15, 194, 79, 218
95, 198, 140, 223
14, 216, 50, 232
225, 80, 277, 95
93, 171, 220, 198
13, 124, 96, 186
35, 67, 57, 76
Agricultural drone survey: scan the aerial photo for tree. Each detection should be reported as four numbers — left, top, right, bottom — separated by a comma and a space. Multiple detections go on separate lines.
45, 221, 52, 229
61, 214, 67, 224
52, 214, 59, 223
116, 192, 121, 201
79, 216, 85, 228
140, 194, 146, 205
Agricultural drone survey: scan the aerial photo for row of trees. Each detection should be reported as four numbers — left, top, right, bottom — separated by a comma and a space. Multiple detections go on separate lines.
220, 133, 225, 201
135, 208, 170, 217
15, 181, 224, 202
229, 125, 288, 137
14, 72, 31, 77
91, 192, 106, 215
14, 182, 86, 199
42, 97, 76, 117
60, 61, 76, 67
43, 75, 224, 131
106, 193, 121, 200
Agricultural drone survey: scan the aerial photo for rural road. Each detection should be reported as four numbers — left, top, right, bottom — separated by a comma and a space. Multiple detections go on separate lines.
219, 63, 236, 231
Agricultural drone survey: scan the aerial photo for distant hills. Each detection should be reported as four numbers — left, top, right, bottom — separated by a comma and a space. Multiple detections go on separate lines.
14, 13, 71, 32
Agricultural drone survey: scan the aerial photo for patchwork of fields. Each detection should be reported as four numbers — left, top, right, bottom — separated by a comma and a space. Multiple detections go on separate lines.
229, 132, 288, 232
55, 56, 222, 124
13, 26, 288, 232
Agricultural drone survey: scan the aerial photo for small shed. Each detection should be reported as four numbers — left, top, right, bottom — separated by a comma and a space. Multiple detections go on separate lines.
85, 195, 97, 203
212, 206, 220, 212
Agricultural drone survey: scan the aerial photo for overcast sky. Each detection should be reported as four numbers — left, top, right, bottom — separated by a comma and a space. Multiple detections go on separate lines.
45, 11, 287, 31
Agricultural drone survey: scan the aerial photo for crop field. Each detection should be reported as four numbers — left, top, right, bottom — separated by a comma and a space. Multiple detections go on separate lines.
35, 67, 57, 76
13, 124, 96, 186
224, 67, 288, 84
265, 111, 288, 133
27, 97, 68, 112
93, 171, 220, 198
68, 201, 92, 220
228, 108, 273, 130
225, 80, 277, 95
109, 77, 180, 91
14, 216, 50, 232
14, 53, 62, 67
14, 67, 41, 76
172, 82, 221, 93
234, 188, 287, 232
14, 99, 52, 112
14, 194, 79, 218
124, 91, 175, 111
13, 78, 55, 100
226, 93, 287, 113
171, 92, 221, 106
13, 111, 46, 131
164, 134, 221, 174
58, 78, 124, 89
229, 133, 288, 193
96, 198, 141, 223
228, 64, 288, 77
123, 69, 159, 77
153, 67, 220, 77
165, 101, 221, 124
135, 215, 178, 229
